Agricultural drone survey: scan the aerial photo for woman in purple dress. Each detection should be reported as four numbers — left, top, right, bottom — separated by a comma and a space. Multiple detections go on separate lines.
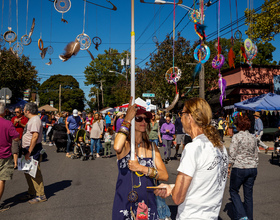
113, 97, 168, 220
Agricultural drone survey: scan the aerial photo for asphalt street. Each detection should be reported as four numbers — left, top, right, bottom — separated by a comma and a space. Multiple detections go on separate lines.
1, 136, 279, 220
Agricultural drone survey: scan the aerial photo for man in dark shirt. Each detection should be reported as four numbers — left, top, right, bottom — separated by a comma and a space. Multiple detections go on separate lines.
40, 109, 49, 144
174, 112, 185, 159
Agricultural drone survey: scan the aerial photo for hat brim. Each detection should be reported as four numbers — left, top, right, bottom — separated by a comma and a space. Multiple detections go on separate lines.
73, 113, 78, 117
136, 107, 152, 119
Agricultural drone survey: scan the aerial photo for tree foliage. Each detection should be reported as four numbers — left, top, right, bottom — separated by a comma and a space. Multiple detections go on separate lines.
0, 48, 39, 102
84, 49, 130, 108
245, 0, 280, 43
39, 75, 85, 112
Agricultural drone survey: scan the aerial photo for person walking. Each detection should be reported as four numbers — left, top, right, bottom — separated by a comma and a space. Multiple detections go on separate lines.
65, 109, 81, 158
160, 115, 175, 164
174, 112, 185, 160
228, 114, 258, 220
253, 112, 269, 153
0, 102, 19, 212
11, 107, 28, 169
40, 109, 49, 144
105, 112, 112, 129
90, 113, 103, 158
21, 102, 47, 204
154, 98, 228, 219
102, 127, 114, 158
149, 112, 160, 147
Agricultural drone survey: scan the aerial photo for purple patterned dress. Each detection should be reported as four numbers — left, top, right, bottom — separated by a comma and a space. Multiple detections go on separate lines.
112, 152, 159, 220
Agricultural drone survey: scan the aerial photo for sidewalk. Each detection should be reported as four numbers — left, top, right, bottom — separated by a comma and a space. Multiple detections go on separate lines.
223, 135, 274, 153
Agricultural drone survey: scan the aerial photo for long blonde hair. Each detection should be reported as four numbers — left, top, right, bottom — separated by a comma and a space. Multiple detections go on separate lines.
184, 97, 222, 149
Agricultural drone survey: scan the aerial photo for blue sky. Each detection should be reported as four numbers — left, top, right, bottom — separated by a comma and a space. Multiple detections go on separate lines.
1, 0, 279, 104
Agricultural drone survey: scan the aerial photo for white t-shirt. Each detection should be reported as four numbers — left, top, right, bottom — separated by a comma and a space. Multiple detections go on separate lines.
22, 115, 43, 148
176, 134, 228, 220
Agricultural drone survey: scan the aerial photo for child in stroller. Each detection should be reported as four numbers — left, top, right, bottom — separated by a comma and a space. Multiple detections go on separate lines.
71, 129, 92, 160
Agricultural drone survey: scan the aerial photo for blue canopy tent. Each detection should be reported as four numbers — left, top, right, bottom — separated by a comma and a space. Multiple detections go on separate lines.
7, 99, 27, 110
234, 93, 280, 111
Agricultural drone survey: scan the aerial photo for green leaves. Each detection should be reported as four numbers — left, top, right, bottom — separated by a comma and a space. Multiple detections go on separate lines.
39, 75, 85, 112
0, 48, 39, 102
245, 0, 280, 43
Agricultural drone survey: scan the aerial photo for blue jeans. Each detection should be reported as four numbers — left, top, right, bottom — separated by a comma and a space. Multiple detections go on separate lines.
43, 128, 47, 142
149, 139, 159, 146
66, 133, 73, 153
229, 168, 257, 220
90, 138, 101, 154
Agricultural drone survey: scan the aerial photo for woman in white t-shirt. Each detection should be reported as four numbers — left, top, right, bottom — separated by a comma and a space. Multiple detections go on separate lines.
155, 98, 228, 220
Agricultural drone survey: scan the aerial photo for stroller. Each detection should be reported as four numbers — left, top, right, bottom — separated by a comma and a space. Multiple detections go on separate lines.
71, 129, 92, 161
52, 123, 68, 153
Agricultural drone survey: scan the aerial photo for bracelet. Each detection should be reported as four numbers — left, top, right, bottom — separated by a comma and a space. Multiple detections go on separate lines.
118, 130, 128, 137
120, 126, 129, 131
117, 132, 127, 137
119, 126, 129, 133
148, 168, 158, 179
122, 121, 131, 129
146, 167, 150, 176
119, 128, 129, 136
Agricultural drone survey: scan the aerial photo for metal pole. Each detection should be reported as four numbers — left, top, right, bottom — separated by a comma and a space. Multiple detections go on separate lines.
130, 0, 136, 161
199, 0, 205, 99
97, 90, 99, 111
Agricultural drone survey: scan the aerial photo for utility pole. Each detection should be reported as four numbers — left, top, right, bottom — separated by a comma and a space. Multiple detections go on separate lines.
97, 80, 105, 108
97, 90, 99, 111
59, 84, 61, 112
199, 0, 205, 99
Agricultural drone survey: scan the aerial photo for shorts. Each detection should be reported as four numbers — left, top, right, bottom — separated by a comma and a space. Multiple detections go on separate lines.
12, 139, 21, 154
0, 156, 14, 181
175, 134, 185, 145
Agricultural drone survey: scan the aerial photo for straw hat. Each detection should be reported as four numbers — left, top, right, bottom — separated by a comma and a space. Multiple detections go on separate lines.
253, 112, 260, 117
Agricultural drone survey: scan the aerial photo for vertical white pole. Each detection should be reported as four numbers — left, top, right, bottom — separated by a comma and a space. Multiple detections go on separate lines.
130, 0, 136, 160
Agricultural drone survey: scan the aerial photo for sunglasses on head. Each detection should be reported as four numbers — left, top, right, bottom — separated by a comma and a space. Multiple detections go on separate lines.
135, 116, 150, 123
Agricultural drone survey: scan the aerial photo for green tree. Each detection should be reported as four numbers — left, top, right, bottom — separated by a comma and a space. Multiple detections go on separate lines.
0, 48, 39, 102
142, 33, 198, 105
245, 0, 280, 42
39, 75, 85, 112
84, 49, 130, 108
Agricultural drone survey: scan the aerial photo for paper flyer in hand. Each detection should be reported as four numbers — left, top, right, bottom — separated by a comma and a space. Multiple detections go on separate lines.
18, 156, 33, 171
25, 157, 38, 178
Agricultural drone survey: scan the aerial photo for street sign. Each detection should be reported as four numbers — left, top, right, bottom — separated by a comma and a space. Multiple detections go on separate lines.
142, 93, 155, 98
0, 88, 12, 99
146, 99, 151, 111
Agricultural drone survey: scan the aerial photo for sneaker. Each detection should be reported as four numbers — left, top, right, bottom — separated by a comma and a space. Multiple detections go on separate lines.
265, 148, 269, 154
49, 143, 53, 146
28, 195, 47, 204
0, 205, 10, 212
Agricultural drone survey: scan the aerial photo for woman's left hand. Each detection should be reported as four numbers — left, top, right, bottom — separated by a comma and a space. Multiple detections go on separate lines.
128, 157, 141, 172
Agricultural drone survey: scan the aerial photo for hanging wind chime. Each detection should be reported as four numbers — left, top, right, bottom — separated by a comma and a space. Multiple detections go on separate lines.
21, 0, 35, 46
212, 0, 226, 107
46, 2, 54, 65
0, 0, 6, 48
76, 0, 91, 51
228, 0, 235, 68
183, 0, 209, 96
4, 0, 17, 47
92, 6, 102, 51
241, 0, 257, 68
54, 0, 71, 23
12, 0, 23, 56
